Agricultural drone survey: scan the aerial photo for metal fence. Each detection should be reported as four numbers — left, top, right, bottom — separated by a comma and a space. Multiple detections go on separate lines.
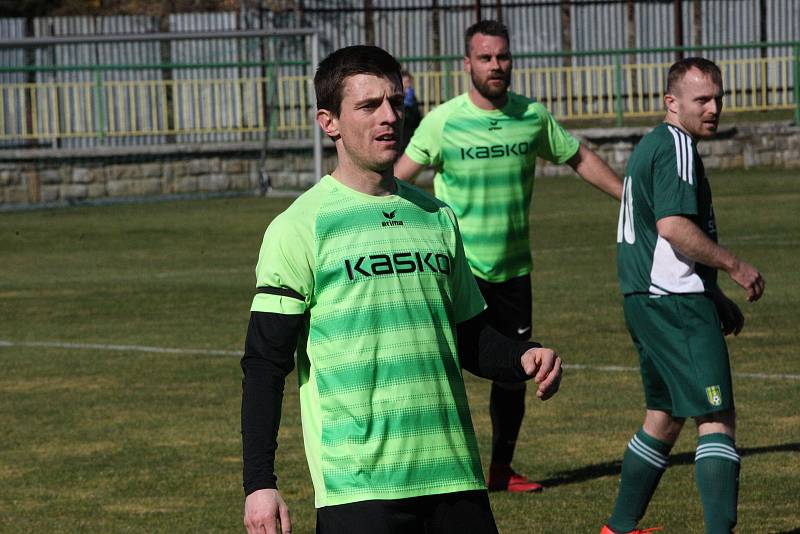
0, 28, 321, 150
2, 41, 797, 146
403, 44, 800, 119
291, 0, 800, 64
1, 3, 799, 149
31, 16, 166, 149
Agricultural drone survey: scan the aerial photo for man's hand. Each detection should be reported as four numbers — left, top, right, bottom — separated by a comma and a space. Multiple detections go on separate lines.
244, 488, 291, 534
728, 259, 765, 302
712, 289, 745, 336
656, 216, 765, 304
520, 347, 562, 400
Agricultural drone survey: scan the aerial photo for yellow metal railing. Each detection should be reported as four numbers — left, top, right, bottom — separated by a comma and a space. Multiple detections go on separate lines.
0, 56, 795, 142
413, 56, 796, 118
0, 74, 311, 140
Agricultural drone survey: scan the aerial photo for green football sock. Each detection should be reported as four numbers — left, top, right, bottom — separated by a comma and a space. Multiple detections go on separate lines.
607, 428, 672, 533
695, 433, 740, 534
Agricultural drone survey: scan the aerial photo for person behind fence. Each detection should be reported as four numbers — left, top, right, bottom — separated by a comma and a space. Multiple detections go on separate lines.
395, 19, 621, 494
240, 44, 563, 534
400, 69, 422, 152
599, 57, 765, 534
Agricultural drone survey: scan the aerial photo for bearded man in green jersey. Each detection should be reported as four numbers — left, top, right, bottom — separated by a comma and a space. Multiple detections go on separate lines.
600, 58, 765, 534
395, 19, 621, 493
241, 45, 563, 534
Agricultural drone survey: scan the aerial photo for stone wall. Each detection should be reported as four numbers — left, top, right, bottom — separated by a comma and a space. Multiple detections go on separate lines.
0, 154, 261, 205
1, 121, 798, 207
0, 143, 340, 207
537, 121, 800, 177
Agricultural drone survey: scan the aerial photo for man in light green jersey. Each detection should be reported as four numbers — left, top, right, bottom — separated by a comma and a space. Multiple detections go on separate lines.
395, 19, 621, 492
600, 58, 765, 534
241, 45, 563, 534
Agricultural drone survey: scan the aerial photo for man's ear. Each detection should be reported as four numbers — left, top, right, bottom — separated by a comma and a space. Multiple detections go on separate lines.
316, 109, 340, 139
463, 55, 471, 76
664, 93, 678, 115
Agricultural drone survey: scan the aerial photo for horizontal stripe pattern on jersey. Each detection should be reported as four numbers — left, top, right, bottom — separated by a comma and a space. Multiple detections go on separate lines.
405, 92, 579, 282
252, 175, 486, 507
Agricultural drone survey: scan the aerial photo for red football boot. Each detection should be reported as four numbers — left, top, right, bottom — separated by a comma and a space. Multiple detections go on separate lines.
600, 525, 663, 534
487, 464, 544, 493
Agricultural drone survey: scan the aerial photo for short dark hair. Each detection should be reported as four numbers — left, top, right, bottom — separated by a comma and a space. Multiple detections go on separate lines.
666, 57, 723, 94
464, 20, 509, 56
314, 45, 401, 116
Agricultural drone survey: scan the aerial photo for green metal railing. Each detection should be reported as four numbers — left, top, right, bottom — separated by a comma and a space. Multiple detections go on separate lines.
400, 41, 800, 127
1, 41, 798, 145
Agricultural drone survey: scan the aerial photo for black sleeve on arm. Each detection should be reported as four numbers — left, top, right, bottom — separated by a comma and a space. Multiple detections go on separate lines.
241, 310, 303, 496
456, 312, 542, 382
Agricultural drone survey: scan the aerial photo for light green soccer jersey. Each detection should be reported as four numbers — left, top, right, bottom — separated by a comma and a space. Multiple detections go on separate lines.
251, 175, 487, 508
616, 123, 718, 295
404, 92, 580, 282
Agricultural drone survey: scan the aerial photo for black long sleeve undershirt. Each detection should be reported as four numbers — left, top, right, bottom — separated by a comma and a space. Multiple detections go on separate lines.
241, 311, 302, 496
240, 310, 541, 496
456, 311, 541, 381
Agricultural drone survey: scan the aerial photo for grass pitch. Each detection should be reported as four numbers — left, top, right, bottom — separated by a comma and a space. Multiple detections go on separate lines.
1, 169, 798, 533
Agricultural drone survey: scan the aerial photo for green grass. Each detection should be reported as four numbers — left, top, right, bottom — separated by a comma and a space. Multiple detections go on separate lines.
1, 169, 798, 533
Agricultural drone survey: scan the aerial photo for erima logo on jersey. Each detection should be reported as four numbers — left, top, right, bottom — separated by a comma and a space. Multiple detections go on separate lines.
460, 142, 529, 160
488, 119, 502, 131
344, 252, 452, 280
382, 210, 404, 227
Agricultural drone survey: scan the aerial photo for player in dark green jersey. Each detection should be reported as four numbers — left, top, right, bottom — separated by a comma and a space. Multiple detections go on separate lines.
600, 58, 765, 534
241, 45, 564, 534
395, 19, 621, 493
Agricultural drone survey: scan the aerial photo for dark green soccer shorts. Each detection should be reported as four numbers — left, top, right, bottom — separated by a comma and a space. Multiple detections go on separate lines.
623, 293, 734, 418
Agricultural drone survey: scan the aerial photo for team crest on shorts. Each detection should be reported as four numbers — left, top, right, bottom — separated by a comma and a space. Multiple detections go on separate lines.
705, 385, 722, 406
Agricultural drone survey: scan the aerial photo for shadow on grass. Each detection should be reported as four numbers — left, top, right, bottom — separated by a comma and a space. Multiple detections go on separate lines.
539, 442, 800, 488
